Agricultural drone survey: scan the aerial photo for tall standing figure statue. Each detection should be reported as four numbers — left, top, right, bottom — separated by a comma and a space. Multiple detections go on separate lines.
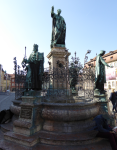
94, 50, 112, 95
51, 6, 66, 48
22, 44, 44, 91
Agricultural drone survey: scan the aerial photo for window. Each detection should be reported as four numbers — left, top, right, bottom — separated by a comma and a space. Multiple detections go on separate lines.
104, 83, 107, 87
112, 81, 115, 86
115, 62, 117, 67
110, 56, 113, 60
12, 83, 14, 86
12, 79, 14, 82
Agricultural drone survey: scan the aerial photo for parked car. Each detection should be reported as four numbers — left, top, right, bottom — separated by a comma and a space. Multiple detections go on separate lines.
6, 90, 10, 95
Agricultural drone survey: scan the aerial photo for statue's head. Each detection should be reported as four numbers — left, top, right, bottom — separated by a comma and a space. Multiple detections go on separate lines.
57, 9, 61, 15
99, 50, 105, 56
33, 44, 38, 52
70, 63, 75, 68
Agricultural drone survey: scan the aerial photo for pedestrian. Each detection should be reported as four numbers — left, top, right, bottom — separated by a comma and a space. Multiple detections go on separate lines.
109, 89, 117, 113
93, 114, 117, 150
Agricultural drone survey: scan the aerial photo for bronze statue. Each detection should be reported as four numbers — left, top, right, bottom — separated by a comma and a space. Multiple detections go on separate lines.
94, 50, 112, 95
51, 6, 66, 48
22, 44, 44, 91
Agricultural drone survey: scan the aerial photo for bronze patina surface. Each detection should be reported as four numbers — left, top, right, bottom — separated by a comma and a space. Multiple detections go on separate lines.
51, 6, 66, 48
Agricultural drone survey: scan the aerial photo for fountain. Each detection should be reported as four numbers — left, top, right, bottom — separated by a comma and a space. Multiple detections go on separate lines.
0, 6, 116, 150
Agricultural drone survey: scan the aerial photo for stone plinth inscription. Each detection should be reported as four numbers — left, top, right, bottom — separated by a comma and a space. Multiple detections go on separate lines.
20, 107, 32, 119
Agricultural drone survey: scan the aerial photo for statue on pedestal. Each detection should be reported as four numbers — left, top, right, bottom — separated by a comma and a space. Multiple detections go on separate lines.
51, 6, 66, 48
22, 44, 44, 91
94, 50, 112, 95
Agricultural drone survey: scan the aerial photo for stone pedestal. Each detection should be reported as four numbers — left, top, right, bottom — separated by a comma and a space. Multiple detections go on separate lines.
93, 93, 116, 127
4, 95, 43, 147
47, 47, 71, 90
47, 47, 71, 69
13, 96, 42, 136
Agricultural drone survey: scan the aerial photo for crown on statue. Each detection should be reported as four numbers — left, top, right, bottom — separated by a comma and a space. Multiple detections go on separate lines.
33, 44, 38, 52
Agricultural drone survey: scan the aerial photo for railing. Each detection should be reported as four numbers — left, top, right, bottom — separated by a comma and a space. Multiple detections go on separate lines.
13, 51, 95, 101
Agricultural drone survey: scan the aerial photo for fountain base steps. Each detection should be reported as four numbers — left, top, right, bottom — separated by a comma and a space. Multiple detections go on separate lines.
0, 137, 112, 150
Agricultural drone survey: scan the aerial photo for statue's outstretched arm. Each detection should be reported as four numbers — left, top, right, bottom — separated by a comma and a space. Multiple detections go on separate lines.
100, 57, 111, 67
51, 6, 55, 18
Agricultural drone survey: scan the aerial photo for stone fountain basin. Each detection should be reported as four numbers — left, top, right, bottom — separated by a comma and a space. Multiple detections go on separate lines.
41, 101, 99, 122
40, 101, 99, 144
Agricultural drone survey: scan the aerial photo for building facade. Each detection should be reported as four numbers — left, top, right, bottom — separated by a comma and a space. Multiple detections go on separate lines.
0, 66, 12, 91
0, 64, 2, 91
10, 74, 15, 91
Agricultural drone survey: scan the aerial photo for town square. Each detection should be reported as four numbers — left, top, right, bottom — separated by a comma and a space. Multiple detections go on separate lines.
0, 1, 117, 150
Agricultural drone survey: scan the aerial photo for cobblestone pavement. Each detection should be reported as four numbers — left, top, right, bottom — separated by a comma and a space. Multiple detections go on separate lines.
0, 92, 15, 111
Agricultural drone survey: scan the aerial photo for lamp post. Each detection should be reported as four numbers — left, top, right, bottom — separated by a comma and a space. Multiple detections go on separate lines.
4, 70, 7, 91
84, 50, 91, 67
83, 50, 91, 94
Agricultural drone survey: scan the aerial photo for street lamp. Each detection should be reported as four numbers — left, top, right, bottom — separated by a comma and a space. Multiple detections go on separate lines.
4, 70, 8, 91
84, 50, 91, 67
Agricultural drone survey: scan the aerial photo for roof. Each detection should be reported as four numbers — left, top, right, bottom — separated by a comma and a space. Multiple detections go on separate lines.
8, 74, 15, 78
86, 49, 117, 65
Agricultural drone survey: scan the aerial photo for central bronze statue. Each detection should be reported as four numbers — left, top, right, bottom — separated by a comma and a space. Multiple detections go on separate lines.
51, 6, 66, 48
94, 50, 112, 95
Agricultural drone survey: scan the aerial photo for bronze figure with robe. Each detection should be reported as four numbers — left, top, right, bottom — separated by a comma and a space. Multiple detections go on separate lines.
51, 6, 66, 48
95, 50, 112, 95
22, 44, 44, 91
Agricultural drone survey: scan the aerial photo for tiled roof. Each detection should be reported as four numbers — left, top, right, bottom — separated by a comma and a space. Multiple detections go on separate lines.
8, 74, 15, 78
86, 49, 117, 65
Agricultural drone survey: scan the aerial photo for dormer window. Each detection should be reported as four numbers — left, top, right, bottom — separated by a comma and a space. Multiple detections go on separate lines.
110, 56, 113, 60
110, 51, 113, 54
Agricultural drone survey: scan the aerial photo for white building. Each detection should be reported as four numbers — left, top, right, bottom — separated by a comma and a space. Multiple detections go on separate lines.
104, 61, 117, 91
0, 64, 2, 90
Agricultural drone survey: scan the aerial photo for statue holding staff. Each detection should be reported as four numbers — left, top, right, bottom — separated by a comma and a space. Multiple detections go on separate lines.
51, 6, 66, 48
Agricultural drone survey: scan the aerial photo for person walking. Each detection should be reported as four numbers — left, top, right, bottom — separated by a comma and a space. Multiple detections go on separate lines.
109, 89, 117, 112
93, 114, 117, 150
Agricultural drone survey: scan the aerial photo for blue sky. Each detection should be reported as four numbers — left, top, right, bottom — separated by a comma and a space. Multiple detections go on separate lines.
0, 0, 117, 74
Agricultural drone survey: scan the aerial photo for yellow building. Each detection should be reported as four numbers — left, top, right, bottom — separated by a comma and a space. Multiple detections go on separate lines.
1, 69, 11, 91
